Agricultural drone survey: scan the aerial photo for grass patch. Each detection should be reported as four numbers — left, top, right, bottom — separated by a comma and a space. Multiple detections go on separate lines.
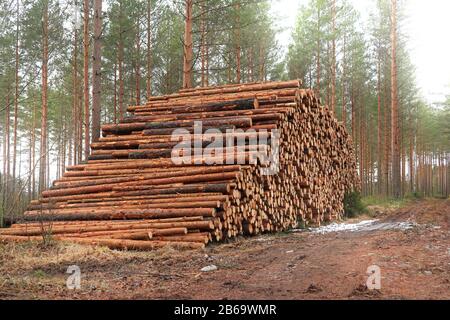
33, 269, 47, 278
344, 192, 368, 218
295, 219, 307, 230
362, 195, 410, 209
215, 259, 239, 270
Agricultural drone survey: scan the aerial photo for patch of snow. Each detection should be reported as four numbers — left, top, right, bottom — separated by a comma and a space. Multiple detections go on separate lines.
201, 265, 218, 272
361, 221, 418, 232
310, 220, 378, 234
303, 220, 418, 235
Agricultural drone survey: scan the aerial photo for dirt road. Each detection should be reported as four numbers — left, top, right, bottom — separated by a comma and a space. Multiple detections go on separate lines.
1, 199, 449, 300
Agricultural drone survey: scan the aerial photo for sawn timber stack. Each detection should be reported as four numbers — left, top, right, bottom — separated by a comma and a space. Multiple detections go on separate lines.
0, 80, 359, 250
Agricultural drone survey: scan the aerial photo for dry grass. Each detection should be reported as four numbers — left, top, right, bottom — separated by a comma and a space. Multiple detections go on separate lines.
0, 239, 202, 299
0, 240, 194, 273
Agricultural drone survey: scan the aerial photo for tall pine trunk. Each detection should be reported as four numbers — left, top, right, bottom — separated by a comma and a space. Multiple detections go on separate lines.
91, 0, 102, 142
316, 7, 321, 98
118, 1, 124, 119
146, 0, 152, 98
409, 125, 414, 193
12, 0, 20, 195
39, 0, 49, 193
234, 1, 241, 84
182, 0, 193, 89
135, 14, 141, 105
390, 0, 401, 198
200, 2, 207, 87
383, 62, 390, 196
83, 0, 90, 158
331, 0, 336, 114
114, 60, 117, 124
3, 94, 10, 214
31, 100, 36, 199
259, 43, 265, 81
72, 21, 79, 165
341, 35, 346, 126
377, 44, 383, 195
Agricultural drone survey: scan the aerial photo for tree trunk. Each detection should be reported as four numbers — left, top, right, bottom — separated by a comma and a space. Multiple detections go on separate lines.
200, 2, 207, 87
146, 0, 152, 98
205, 25, 209, 86
227, 52, 232, 83
235, 1, 241, 84
377, 45, 383, 195
326, 42, 330, 107
118, 1, 125, 119
341, 35, 346, 125
409, 129, 414, 194
316, 6, 321, 98
351, 82, 355, 142
359, 97, 364, 194
259, 43, 265, 82
83, 0, 90, 158
331, 0, 336, 114
92, 0, 102, 143
383, 61, 390, 197
248, 47, 254, 82
39, 0, 49, 193
78, 78, 83, 164
114, 60, 117, 124
135, 14, 141, 105
182, 0, 193, 89
72, 19, 79, 166
3, 94, 10, 213
28, 124, 32, 200
390, 0, 400, 198
12, 0, 20, 195
401, 132, 405, 196
31, 100, 36, 199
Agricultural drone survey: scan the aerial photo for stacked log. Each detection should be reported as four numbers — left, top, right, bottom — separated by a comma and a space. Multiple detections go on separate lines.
0, 80, 359, 250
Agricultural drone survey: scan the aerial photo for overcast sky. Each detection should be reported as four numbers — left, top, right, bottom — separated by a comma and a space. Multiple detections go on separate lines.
271, 0, 450, 104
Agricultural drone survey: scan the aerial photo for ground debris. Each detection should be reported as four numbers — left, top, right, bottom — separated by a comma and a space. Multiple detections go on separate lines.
305, 284, 322, 294
349, 284, 382, 298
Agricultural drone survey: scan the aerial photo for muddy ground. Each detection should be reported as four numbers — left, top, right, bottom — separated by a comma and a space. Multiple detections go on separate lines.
0, 199, 449, 300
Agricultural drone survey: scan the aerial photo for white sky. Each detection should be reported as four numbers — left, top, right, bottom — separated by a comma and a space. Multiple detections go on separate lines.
271, 0, 450, 104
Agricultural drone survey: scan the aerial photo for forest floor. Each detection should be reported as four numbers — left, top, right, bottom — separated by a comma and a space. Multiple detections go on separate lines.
0, 198, 449, 300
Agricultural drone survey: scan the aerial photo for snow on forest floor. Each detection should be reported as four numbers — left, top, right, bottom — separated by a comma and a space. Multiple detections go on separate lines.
303, 219, 420, 235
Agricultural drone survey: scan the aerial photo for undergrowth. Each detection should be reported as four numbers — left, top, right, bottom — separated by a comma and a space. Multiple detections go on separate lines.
361, 192, 426, 209
344, 192, 368, 218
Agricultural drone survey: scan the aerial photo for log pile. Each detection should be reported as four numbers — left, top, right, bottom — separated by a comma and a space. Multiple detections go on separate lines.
0, 80, 359, 250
